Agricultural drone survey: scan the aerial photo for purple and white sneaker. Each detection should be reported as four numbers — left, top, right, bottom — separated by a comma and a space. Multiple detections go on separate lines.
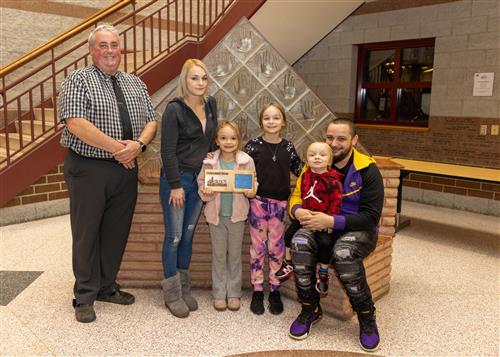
289, 304, 322, 340
358, 310, 380, 352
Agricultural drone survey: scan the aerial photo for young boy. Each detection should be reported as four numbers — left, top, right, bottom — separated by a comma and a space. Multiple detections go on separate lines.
276, 142, 342, 296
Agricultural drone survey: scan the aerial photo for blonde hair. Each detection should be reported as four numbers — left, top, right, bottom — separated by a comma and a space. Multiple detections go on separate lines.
306, 142, 334, 167
177, 59, 209, 99
258, 102, 287, 130
216, 120, 242, 151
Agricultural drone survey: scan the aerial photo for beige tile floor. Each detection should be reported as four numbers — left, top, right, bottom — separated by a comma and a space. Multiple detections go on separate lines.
1, 201, 499, 356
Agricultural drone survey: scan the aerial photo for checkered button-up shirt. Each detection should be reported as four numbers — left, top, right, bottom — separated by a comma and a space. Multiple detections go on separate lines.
59, 65, 156, 159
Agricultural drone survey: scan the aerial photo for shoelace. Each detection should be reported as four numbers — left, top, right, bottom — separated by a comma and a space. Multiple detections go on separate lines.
360, 315, 376, 334
318, 272, 329, 282
269, 292, 280, 303
297, 307, 316, 323
296, 312, 310, 324
252, 293, 264, 302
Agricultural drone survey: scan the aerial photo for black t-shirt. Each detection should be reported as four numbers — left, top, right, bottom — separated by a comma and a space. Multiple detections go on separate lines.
244, 137, 304, 201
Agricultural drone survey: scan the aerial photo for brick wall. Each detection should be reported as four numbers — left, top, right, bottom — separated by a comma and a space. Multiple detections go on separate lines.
401, 171, 499, 216
356, 116, 500, 168
404, 172, 500, 201
2, 163, 68, 208
118, 158, 400, 320
292, 0, 500, 169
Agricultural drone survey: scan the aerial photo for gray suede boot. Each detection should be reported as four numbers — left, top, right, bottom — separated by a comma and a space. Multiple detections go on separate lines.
179, 269, 198, 311
161, 273, 189, 318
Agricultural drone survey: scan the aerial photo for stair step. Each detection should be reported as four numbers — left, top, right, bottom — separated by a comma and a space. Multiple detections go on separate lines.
18, 121, 45, 136
17, 120, 61, 137
119, 51, 145, 72
14, 108, 58, 136
0, 130, 58, 169
0, 131, 54, 165
33, 107, 56, 123
0, 133, 36, 150
0, 146, 20, 170
0, 147, 7, 164
2, 106, 61, 164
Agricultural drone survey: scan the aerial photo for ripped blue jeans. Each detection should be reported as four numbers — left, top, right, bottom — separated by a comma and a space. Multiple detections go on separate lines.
160, 170, 203, 278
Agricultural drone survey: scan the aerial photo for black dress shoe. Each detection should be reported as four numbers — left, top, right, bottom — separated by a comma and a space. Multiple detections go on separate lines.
96, 289, 135, 305
73, 300, 96, 323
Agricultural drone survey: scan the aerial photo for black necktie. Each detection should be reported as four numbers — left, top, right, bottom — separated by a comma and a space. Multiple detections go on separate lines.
111, 75, 133, 140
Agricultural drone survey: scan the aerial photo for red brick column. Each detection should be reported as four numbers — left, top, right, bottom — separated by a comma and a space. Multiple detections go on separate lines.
117, 183, 253, 287
118, 158, 400, 320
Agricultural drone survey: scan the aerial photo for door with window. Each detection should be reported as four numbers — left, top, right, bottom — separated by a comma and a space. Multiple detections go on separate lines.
355, 38, 435, 127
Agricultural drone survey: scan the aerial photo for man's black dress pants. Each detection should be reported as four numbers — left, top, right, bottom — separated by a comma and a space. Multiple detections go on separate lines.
64, 150, 138, 304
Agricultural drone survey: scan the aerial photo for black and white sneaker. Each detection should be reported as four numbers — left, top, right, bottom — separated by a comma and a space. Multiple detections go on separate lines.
275, 259, 294, 281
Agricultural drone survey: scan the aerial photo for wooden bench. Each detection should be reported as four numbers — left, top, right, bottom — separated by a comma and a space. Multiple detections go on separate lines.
374, 157, 500, 228
389, 158, 500, 183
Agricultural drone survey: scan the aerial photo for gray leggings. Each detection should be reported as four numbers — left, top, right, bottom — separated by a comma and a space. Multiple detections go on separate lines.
209, 217, 245, 300
291, 228, 377, 312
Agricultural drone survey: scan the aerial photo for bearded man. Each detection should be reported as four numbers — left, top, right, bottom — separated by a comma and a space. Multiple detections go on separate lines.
288, 118, 384, 352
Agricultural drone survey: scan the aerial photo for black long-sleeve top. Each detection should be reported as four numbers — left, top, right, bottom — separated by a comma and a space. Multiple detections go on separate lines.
161, 96, 217, 188
244, 137, 304, 201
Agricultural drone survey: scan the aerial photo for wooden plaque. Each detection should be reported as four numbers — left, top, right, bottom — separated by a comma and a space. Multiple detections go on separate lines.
204, 169, 255, 192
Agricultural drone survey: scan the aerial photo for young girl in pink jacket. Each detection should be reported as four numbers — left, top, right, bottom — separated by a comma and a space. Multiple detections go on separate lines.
198, 121, 257, 311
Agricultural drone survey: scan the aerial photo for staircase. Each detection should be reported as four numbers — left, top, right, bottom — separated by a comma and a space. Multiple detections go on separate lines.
0, 107, 59, 162
1, 0, 363, 208
0, 0, 266, 206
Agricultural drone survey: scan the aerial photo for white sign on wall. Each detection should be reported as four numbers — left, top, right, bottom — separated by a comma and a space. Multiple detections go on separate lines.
473, 72, 494, 97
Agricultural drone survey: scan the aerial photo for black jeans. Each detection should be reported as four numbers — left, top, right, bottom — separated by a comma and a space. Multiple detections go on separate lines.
285, 219, 333, 264
291, 228, 377, 312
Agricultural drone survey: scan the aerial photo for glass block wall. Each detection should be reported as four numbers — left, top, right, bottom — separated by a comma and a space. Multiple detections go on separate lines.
205, 18, 335, 154
140, 18, 338, 177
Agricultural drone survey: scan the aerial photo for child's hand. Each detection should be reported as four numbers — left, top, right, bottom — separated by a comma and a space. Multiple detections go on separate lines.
244, 189, 256, 198
295, 208, 312, 221
301, 211, 334, 231
205, 151, 215, 160
201, 187, 215, 196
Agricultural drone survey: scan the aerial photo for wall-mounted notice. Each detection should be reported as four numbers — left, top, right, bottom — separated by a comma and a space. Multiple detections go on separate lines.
473, 73, 494, 96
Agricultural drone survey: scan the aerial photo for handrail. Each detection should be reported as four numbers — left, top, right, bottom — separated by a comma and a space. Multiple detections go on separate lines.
0, 0, 266, 206
0, 0, 243, 174
0, 0, 134, 77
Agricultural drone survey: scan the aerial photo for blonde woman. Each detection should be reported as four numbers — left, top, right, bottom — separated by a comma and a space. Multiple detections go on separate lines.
160, 59, 217, 318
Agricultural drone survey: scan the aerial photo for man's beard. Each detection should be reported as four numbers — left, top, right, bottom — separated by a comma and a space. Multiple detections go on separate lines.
332, 143, 352, 164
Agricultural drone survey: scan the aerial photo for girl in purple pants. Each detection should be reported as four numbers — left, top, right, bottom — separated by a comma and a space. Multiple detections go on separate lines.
244, 102, 303, 315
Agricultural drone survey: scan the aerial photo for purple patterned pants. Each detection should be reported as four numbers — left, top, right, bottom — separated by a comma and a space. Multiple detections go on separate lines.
248, 196, 287, 291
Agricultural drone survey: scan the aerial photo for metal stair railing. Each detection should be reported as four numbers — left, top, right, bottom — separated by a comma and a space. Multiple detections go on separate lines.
0, 0, 236, 170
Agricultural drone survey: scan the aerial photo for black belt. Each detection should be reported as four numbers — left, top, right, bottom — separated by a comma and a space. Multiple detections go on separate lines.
69, 149, 118, 163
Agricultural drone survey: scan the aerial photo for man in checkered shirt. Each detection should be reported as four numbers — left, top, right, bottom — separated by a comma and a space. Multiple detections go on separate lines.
59, 24, 157, 323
